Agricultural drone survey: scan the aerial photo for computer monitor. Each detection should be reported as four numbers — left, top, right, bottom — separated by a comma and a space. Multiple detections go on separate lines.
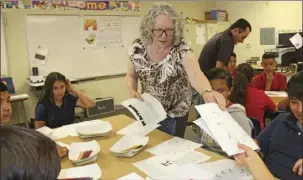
0, 77, 16, 94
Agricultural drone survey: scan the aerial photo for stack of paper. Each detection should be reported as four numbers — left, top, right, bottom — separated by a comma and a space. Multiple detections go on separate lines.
117, 172, 144, 180
194, 103, 259, 156
36, 120, 110, 140
57, 163, 102, 180
68, 140, 100, 166
110, 135, 149, 157
75, 121, 112, 138
265, 91, 288, 97
121, 93, 167, 127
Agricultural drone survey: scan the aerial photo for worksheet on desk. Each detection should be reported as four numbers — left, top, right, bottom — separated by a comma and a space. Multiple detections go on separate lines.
146, 137, 202, 157
197, 159, 254, 180
195, 103, 259, 156
121, 93, 167, 126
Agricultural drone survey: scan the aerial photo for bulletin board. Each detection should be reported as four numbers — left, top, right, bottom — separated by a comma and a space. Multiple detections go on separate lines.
25, 15, 141, 79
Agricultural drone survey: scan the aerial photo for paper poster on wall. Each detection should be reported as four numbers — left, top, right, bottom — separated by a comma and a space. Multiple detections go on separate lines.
196, 24, 206, 45
83, 16, 122, 47
33, 48, 48, 65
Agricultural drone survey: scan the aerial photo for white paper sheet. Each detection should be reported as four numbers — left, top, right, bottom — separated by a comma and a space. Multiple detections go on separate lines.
289, 33, 303, 49
197, 159, 253, 180
133, 156, 181, 179
110, 135, 149, 153
34, 48, 48, 65
147, 137, 201, 157
56, 142, 71, 150
168, 151, 211, 166
265, 91, 288, 97
193, 117, 217, 141
57, 163, 102, 179
117, 121, 160, 137
156, 163, 215, 180
196, 24, 206, 45
195, 103, 259, 156
36, 126, 53, 137
121, 93, 167, 126
117, 172, 144, 180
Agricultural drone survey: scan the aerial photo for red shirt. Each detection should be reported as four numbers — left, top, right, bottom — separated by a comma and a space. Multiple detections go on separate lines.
227, 101, 233, 108
245, 84, 276, 129
252, 72, 287, 91
231, 70, 236, 77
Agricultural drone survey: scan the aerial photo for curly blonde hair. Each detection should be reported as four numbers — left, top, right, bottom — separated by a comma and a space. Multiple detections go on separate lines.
140, 3, 184, 46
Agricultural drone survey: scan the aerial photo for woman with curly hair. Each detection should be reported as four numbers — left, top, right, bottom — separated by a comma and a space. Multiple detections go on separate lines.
126, 3, 226, 138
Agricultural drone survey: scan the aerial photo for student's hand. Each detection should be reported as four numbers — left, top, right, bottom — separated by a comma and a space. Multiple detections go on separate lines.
234, 144, 275, 180
56, 144, 68, 159
202, 91, 226, 110
65, 80, 74, 93
234, 144, 262, 167
130, 90, 143, 101
292, 159, 303, 176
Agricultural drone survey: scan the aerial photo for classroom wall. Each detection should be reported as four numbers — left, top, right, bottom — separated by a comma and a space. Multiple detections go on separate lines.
216, 1, 302, 64
3, 1, 216, 122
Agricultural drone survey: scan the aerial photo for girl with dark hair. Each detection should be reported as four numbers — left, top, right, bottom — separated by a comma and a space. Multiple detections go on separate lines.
35, 72, 95, 129
230, 63, 276, 129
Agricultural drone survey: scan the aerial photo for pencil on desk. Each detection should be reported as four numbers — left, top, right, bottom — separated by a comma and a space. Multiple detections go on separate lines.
77, 152, 84, 160
120, 145, 143, 153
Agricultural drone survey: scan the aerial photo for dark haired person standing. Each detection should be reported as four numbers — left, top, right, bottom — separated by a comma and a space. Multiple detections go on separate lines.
192, 19, 251, 106
198, 18, 252, 73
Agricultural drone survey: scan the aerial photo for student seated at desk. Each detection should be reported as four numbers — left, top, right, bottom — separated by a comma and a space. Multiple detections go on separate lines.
252, 52, 287, 91
230, 63, 276, 129
0, 81, 69, 158
0, 126, 61, 180
228, 52, 237, 77
199, 68, 253, 157
35, 72, 95, 129
255, 71, 303, 180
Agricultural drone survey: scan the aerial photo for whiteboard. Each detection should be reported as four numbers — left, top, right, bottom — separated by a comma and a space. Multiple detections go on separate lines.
1, 13, 9, 76
25, 15, 140, 79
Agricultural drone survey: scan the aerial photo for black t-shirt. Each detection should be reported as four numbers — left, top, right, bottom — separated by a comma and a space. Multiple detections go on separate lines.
198, 30, 234, 73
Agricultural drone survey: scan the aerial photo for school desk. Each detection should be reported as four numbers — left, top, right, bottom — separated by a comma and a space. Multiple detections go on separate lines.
58, 115, 226, 179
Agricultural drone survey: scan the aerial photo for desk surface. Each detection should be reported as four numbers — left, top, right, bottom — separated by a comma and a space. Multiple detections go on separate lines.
10, 94, 29, 101
58, 115, 225, 179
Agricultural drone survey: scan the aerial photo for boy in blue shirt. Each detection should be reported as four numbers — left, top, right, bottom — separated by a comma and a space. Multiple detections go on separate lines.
255, 70, 303, 180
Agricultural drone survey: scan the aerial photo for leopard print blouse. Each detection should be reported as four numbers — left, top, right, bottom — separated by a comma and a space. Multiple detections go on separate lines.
129, 38, 192, 118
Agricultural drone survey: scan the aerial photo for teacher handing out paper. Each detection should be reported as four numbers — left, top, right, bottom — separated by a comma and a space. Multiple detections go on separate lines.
125, 3, 226, 138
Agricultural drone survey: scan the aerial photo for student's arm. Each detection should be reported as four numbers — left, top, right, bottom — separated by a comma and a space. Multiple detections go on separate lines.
125, 61, 143, 100
216, 37, 234, 70
216, 61, 227, 70
183, 52, 226, 110
34, 104, 46, 129
234, 144, 276, 180
66, 80, 95, 108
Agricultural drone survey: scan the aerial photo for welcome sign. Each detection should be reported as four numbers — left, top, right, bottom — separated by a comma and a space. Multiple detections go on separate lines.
1, 0, 140, 11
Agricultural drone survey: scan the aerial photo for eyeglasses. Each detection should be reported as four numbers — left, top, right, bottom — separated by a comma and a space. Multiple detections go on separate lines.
152, 29, 174, 37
